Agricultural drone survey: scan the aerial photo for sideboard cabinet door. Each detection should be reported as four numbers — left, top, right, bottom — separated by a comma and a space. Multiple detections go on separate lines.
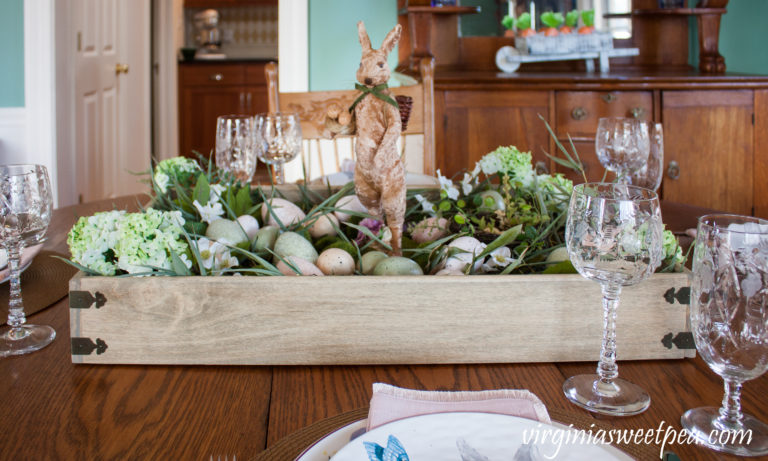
662, 90, 754, 215
436, 90, 550, 178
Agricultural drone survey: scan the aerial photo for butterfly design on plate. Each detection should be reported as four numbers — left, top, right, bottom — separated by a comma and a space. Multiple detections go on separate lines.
363, 434, 410, 461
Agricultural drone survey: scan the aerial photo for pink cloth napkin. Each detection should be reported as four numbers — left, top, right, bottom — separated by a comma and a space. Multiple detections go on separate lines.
366, 383, 551, 431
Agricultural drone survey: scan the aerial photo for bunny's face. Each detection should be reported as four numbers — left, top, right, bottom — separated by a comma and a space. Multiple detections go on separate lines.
356, 22, 401, 87
357, 50, 391, 87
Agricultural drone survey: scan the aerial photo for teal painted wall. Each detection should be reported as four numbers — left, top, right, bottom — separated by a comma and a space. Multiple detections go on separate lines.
0, 0, 24, 107
690, 0, 768, 75
308, 0, 398, 91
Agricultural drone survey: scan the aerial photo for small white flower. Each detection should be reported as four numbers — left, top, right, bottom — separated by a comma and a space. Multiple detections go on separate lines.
413, 194, 437, 216
195, 237, 216, 269
436, 169, 460, 200
460, 172, 475, 195
196, 237, 239, 272
482, 246, 516, 272
471, 163, 481, 178
193, 199, 224, 224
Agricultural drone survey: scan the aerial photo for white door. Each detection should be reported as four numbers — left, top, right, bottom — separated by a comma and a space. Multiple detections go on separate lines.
74, 0, 151, 202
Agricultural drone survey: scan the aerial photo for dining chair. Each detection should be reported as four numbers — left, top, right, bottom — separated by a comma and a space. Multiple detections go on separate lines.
263, 57, 436, 184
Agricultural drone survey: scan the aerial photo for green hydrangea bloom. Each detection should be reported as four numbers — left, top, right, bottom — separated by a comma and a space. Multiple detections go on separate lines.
67, 208, 190, 275
662, 229, 685, 266
67, 210, 125, 275
153, 157, 200, 193
478, 146, 536, 187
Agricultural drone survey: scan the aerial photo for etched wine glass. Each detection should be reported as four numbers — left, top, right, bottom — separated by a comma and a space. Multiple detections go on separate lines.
681, 214, 768, 456
254, 112, 302, 185
628, 122, 663, 192
0, 164, 54, 357
563, 183, 663, 415
215, 115, 257, 183
595, 117, 650, 184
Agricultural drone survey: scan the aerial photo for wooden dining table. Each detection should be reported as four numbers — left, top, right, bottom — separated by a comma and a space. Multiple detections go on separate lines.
1, 195, 766, 460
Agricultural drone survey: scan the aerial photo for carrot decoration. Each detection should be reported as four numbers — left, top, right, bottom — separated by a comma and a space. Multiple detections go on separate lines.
560, 10, 579, 34
540, 12, 564, 36
579, 10, 595, 34
515, 13, 535, 37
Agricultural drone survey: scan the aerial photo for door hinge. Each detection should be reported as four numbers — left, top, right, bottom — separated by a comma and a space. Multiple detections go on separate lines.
77, 32, 82, 52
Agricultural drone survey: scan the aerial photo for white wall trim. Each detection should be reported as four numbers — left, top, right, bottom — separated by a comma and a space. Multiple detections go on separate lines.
24, 0, 58, 206
153, 0, 183, 161
278, 0, 309, 92
0, 108, 27, 166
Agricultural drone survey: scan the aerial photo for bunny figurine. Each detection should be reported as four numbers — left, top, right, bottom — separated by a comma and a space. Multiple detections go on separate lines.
352, 21, 406, 256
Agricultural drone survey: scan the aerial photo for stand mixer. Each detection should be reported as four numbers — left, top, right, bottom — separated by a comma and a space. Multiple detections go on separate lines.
193, 9, 226, 59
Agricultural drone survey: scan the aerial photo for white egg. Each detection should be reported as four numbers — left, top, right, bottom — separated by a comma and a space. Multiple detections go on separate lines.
236, 215, 260, 240
411, 217, 449, 244
308, 213, 339, 238
316, 248, 356, 275
333, 195, 367, 223
261, 198, 306, 227
435, 268, 466, 276
276, 256, 324, 276
449, 236, 486, 256
442, 253, 474, 272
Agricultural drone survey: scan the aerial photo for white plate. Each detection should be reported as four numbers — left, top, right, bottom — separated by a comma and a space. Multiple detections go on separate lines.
0, 244, 43, 284
295, 420, 367, 461
298, 413, 633, 461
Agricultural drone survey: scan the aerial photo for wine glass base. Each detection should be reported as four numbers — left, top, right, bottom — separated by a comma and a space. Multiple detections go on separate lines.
681, 407, 768, 456
0, 324, 56, 357
563, 374, 650, 416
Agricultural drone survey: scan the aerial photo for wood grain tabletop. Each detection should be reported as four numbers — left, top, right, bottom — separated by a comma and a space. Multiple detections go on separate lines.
0, 196, 764, 460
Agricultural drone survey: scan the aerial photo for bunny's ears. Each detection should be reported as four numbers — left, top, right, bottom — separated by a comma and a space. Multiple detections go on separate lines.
357, 21, 402, 55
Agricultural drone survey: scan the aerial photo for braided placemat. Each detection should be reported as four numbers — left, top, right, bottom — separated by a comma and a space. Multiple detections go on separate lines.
254, 407, 659, 460
1, 251, 77, 325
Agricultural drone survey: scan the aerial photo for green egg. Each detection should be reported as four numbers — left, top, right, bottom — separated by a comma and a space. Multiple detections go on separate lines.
273, 231, 318, 264
373, 256, 424, 276
361, 251, 388, 275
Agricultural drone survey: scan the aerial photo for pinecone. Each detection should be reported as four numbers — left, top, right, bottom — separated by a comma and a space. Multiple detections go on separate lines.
396, 95, 413, 131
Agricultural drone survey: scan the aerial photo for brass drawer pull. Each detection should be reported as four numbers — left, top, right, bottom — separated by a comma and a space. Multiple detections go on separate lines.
210, 73, 224, 82
630, 107, 646, 119
601, 93, 616, 103
667, 161, 680, 180
571, 107, 588, 121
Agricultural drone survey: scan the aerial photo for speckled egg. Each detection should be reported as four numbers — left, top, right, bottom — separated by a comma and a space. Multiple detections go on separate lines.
373, 256, 424, 276
273, 232, 318, 264
309, 213, 339, 239
316, 248, 355, 275
333, 195, 367, 223
276, 256, 324, 276
261, 198, 306, 227
411, 217, 449, 244
361, 251, 388, 275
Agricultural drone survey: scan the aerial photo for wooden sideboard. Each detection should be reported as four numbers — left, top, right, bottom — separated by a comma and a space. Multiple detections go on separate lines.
178, 60, 271, 182
433, 70, 768, 218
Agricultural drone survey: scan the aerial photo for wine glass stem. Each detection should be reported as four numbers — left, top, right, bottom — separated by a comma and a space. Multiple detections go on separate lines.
719, 379, 745, 428
6, 240, 27, 335
597, 283, 621, 384
273, 161, 286, 185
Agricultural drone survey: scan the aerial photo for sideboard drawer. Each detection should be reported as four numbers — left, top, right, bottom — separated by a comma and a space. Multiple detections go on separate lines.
179, 64, 247, 87
555, 91, 653, 137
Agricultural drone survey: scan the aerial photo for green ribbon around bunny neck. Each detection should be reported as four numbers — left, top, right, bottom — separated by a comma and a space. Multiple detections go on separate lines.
349, 83, 399, 112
